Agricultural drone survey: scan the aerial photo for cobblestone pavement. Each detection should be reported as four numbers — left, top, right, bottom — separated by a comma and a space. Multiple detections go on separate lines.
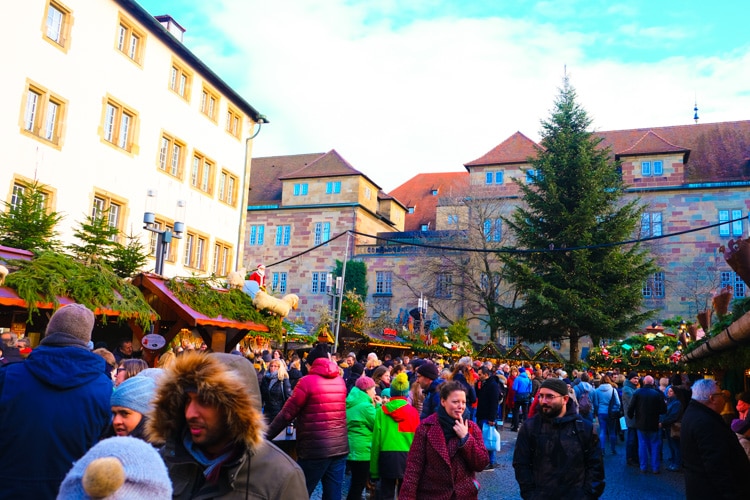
313, 421, 686, 499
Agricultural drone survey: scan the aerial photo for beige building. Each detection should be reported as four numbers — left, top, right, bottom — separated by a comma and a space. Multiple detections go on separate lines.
2, 0, 265, 277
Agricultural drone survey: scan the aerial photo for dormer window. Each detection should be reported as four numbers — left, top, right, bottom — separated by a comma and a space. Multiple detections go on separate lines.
431, 189, 439, 196
421, 223, 429, 231
485, 171, 504, 185
408, 207, 415, 214
641, 160, 664, 176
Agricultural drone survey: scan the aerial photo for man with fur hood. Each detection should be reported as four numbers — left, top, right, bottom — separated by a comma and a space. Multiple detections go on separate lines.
147, 351, 306, 499
267, 343, 349, 499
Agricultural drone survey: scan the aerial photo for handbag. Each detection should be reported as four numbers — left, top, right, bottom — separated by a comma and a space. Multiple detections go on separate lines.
670, 421, 681, 439
607, 389, 621, 422
482, 422, 502, 452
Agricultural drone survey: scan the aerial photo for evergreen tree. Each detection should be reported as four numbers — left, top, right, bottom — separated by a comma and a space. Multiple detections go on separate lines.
498, 77, 657, 363
110, 231, 150, 278
0, 181, 62, 252
334, 260, 368, 299
68, 211, 121, 266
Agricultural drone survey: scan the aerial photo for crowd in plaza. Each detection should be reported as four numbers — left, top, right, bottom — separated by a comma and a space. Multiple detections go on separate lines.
1, 303, 750, 499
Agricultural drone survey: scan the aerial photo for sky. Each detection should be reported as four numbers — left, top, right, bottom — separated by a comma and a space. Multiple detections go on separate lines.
137, 0, 750, 192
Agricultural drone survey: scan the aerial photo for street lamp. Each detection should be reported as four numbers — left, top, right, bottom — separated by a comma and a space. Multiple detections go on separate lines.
143, 190, 185, 276
418, 293, 428, 334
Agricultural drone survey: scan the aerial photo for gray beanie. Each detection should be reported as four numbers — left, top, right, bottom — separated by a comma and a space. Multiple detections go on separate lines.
45, 304, 95, 343
540, 378, 569, 396
111, 376, 156, 415
57, 436, 172, 499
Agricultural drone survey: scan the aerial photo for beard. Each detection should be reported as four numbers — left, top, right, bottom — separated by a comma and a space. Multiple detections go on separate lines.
539, 402, 565, 418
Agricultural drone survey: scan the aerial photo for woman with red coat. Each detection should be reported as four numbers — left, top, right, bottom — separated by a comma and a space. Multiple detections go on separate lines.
400, 381, 489, 499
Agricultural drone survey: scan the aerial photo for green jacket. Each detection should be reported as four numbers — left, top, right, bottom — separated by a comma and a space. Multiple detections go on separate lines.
346, 387, 376, 461
370, 397, 420, 479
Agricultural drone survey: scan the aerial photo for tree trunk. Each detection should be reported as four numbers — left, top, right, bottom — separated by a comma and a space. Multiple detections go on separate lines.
568, 334, 580, 364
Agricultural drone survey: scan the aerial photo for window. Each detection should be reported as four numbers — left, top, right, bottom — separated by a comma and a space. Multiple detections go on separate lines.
148, 219, 175, 262
526, 169, 536, 184
272, 272, 287, 293
226, 107, 242, 138
641, 161, 651, 176
640, 212, 662, 238
190, 153, 214, 194
507, 334, 517, 347
116, 15, 145, 64
169, 59, 192, 100
431, 189, 438, 196
217, 170, 238, 206
641, 160, 664, 177
447, 214, 458, 225
92, 193, 125, 241
485, 171, 504, 185
326, 181, 341, 194
642, 272, 665, 299
653, 160, 663, 175
365, 187, 372, 199
376, 271, 393, 295
184, 231, 208, 270
421, 224, 429, 231
721, 271, 746, 298
157, 133, 184, 178
311, 272, 328, 294
551, 340, 561, 350
21, 81, 67, 146
212, 241, 232, 276
314, 222, 330, 245
275, 225, 291, 246
408, 207, 415, 214
435, 273, 452, 298
101, 96, 137, 152
10, 181, 52, 213
719, 209, 743, 237
43, 1, 72, 50
200, 86, 219, 121
480, 273, 500, 300
248, 225, 265, 245
293, 183, 308, 196
483, 219, 502, 242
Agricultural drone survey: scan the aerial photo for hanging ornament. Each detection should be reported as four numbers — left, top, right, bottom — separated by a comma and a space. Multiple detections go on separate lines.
621, 343, 632, 351
644, 344, 655, 352
631, 349, 641, 359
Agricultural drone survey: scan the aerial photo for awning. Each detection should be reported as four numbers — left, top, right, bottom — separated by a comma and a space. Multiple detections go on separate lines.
133, 273, 268, 332
0, 285, 122, 316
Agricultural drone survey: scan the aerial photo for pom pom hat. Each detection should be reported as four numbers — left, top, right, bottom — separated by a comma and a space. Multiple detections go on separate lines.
390, 372, 410, 397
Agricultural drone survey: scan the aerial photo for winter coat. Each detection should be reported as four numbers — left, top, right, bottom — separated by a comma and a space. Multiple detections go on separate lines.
400, 413, 489, 500
476, 375, 501, 422
621, 379, 638, 428
506, 374, 517, 411
626, 385, 666, 432
680, 399, 750, 499
513, 402, 605, 500
346, 386, 376, 461
260, 372, 292, 424
370, 396, 420, 480
591, 383, 620, 416
288, 367, 302, 389
267, 357, 349, 460
513, 371, 533, 401
147, 352, 307, 500
421, 377, 446, 420
0, 338, 112, 500
659, 395, 682, 431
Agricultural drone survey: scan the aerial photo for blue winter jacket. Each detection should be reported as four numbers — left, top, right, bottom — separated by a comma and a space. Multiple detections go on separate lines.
0, 338, 113, 499
512, 370, 533, 401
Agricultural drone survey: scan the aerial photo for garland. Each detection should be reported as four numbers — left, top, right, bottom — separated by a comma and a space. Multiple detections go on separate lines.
587, 332, 681, 370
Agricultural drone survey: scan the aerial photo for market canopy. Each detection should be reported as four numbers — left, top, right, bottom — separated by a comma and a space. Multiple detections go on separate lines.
505, 342, 535, 362
476, 341, 506, 360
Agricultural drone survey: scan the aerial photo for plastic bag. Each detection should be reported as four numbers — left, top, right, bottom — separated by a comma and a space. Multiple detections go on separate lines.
482, 422, 501, 451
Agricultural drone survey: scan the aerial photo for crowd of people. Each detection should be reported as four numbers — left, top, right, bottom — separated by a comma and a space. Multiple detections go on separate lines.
2, 305, 750, 499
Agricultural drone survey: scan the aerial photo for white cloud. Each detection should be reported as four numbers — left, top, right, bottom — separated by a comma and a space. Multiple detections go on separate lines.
164, 0, 750, 191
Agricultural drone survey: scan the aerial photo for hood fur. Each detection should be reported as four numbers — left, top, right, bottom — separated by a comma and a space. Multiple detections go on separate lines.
146, 351, 266, 452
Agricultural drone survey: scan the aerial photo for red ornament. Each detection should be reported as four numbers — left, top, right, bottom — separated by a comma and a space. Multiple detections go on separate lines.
602, 348, 609, 356
644, 344, 655, 352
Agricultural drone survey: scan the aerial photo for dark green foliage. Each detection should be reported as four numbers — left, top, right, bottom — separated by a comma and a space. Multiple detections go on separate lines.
110, 232, 150, 278
498, 77, 658, 362
334, 260, 368, 299
68, 212, 121, 266
4, 251, 154, 328
0, 181, 62, 252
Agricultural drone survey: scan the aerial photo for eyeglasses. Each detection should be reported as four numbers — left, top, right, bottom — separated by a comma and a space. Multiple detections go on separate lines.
538, 393, 565, 401
710, 392, 725, 399
116, 367, 127, 373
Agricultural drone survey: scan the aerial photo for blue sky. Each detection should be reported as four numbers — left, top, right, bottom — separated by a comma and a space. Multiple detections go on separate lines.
137, 0, 750, 191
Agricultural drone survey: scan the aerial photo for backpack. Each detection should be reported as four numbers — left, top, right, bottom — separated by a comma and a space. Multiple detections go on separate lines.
577, 389, 592, 416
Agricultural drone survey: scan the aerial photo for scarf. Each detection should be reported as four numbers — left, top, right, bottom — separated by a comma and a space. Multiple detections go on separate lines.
182, 431, 240, 484
437, 405, 458, 442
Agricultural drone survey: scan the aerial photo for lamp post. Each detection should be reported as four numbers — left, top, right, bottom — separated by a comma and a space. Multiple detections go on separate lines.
143, 190, 185, 276
418, 293, 428, 336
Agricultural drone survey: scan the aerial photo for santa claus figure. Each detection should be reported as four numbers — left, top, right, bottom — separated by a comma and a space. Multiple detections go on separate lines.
242, 264, 266, 298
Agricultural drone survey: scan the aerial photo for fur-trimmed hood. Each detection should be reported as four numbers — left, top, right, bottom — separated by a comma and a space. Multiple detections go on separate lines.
147, 352, 266, 452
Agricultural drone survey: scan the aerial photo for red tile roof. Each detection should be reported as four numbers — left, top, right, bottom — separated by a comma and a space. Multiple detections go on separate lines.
389, 172, 469, 231
615, 130, 687, 157
464, 131, 540, 168
249, 152, 325, 205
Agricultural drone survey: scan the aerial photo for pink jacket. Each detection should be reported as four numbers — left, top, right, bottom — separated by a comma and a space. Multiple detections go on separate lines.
267, 357, 349, 460
400, 413, 489, 499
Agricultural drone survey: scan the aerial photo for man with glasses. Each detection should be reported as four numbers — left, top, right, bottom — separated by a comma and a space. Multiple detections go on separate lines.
513, 378, 605, 499
680, 378, 750, 499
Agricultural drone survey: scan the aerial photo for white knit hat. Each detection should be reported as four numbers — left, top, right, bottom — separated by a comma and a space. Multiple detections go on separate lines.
57, 436, 172, 499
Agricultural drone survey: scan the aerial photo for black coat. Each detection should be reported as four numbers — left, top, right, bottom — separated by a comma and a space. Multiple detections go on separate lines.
626, 385, 666, 432
476, 375, 501, 422
680, 399, 750, 499
260, 374, 292, 424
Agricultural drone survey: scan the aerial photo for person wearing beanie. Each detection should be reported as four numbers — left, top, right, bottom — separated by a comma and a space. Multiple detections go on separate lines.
0, 304, 112, 500
147, 351, 307, 499
370, 372, 420, 498
415, 361, 446, 420
346, 362, 365, 394
109, 376, 157, 440
57, 436, 172, 499
266, 342, 348, 498
622, 371, 640, 466
346, 376, 378, 500
513, 377, 604, 499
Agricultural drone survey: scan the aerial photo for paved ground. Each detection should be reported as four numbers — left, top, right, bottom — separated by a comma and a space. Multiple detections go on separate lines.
313, 421, 686, 499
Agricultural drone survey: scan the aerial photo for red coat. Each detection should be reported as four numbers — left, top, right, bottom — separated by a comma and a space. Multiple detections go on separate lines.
267, 358, 349, 460
400, 413, 489, 500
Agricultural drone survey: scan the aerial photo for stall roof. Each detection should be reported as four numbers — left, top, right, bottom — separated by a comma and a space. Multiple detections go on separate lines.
134, 273, 268, 332
0, 284, 122, 316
